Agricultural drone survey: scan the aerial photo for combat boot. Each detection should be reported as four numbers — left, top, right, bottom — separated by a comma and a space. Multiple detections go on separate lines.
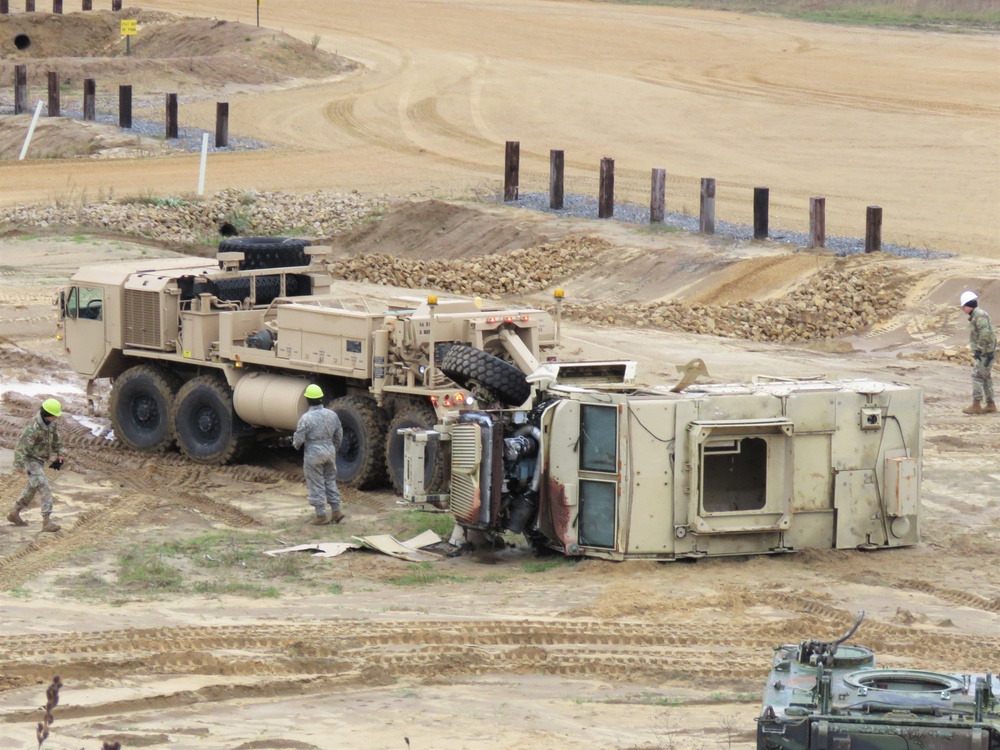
986, 400, 998, 413
7, 507, 28, 526
41, 515, 61, 533
308, 512, 332, 526
330, 510, 345, 524
963, 400, 985, 415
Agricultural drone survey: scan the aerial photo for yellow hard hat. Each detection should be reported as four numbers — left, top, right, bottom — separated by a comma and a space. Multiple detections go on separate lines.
42, 398, 62, 417
304, 384, 324, 399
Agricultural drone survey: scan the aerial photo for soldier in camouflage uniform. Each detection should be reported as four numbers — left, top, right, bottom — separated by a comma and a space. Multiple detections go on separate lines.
960, 291, 997, 415
10, 398, 65, 532
292, 384, 345, 525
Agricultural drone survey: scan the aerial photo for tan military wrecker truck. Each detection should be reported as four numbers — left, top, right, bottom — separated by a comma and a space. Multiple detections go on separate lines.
56, 237, 558, 491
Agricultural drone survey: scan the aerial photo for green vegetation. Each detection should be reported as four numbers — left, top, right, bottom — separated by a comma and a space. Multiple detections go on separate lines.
384, 509, 456, 540
117, 194, 189, 207
117, 548, 184, 593
387, 562, 470, 586
521, 558, 577, 573
191, 581, 280, 598
596, 0, 1000, 31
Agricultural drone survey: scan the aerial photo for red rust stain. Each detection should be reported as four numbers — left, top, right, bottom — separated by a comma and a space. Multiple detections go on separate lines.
454, 488, 481, 525
546, 477, 573, 551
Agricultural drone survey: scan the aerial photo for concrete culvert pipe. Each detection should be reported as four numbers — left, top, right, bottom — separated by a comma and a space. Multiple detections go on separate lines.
14, 34, 31, 51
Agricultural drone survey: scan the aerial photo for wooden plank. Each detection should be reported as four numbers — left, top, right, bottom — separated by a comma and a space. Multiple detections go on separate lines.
215, 101, 229, 148
503, 140, 519, 201
650, 168, 665, 223
549, 149, 564, 210
52, 0, 62, 13
699, 177, 716, 234
598, 157, 614, 219
753, 186, 769, 240
119, 84, 132, 129
865, 205, 882, 253
83, 78, 96, 121
82, 0, 91, 9
14, 65, 26, 115
809, 196, 826, 248
165, 93, 178, 139
47, 71, 59, 117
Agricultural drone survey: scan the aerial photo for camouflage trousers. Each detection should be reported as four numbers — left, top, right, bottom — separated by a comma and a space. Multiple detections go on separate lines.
16, 460, 53, 516
303, 453, 341, 515
972, 353, 995, 403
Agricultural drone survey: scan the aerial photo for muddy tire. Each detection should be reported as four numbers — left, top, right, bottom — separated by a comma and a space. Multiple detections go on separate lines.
217, 237, 311, 270
386, 402, 446, 496
329, 395, 389, 489
110, 365, 182, 452
172, 375, 245, 465
441, 344, 531, 406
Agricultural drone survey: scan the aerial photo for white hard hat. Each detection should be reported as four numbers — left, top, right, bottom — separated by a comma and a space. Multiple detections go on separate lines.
960, 290, 978, 306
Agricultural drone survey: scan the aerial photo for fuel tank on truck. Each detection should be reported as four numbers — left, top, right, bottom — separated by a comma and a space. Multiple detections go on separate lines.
232, 372, 309, 431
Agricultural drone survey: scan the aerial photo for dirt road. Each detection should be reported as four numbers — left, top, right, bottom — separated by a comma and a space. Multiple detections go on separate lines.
0, 0, 997, 255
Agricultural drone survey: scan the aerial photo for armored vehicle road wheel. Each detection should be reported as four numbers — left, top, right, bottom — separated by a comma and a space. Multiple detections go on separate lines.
217, 237, 311, 270
386, 402, 446, 496
441, 344, 531, 407
172, 375, 244, 465
110, 365, 182, 452
329, 395, 388, 489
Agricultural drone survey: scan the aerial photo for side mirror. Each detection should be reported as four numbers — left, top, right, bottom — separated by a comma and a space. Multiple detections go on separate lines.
57, 290, 66, 319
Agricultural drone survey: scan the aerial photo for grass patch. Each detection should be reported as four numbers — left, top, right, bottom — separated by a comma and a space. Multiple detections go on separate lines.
387, 562, 470, 586
594, 0, 1000, 31
117, 548, 184, 593
191, 581, 280, 599
8, 587, 31, 599
521, 558, 576, 573
117, 194, 189, 207
384, 510, 455, 540
326, 582, 344, 595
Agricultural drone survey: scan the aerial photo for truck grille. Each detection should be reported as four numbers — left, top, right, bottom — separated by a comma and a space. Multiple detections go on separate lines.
449, 423, 481, 522
123, 289, 161, 348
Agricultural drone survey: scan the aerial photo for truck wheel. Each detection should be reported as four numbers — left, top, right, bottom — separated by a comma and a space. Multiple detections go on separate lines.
217, 237, 311, 270
172, 375, 244, 465
441, 344, 531, 407
329, 395, 388, 489
386, 403, 446, 496
110, 365, 182, 452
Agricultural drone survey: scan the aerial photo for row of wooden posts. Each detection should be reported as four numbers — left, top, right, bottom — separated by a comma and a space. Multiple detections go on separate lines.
11, 65, 231, 147
0, 0, 123, 13
503, 141, 884, 253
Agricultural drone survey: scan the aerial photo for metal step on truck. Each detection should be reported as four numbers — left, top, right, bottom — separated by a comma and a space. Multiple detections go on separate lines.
402, 359, 923, 561
56, 236, 558, 492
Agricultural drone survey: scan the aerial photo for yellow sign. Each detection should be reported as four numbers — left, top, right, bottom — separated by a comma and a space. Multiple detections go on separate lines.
120, 19, 137, 36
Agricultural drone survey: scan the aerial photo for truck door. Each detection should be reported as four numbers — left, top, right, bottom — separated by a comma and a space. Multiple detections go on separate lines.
62, 285, 106, 378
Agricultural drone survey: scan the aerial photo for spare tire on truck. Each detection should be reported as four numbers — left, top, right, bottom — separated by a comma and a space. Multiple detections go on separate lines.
441, 344, 531, 407
217, 237, 311, 271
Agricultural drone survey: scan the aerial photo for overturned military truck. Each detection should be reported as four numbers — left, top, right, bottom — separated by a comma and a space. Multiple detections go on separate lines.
403, 361, 923, 560
757, 614, 999, 747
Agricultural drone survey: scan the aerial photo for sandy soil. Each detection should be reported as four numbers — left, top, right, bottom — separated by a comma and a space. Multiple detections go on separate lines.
2, 215, 1000, 748
0, 0, 996, 255
0, 2, 998, 748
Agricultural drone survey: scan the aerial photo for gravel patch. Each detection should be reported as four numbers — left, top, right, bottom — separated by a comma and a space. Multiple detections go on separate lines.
500, 192, 953, 260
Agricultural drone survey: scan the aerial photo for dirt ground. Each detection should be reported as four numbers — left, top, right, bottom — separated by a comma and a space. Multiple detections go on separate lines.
0, 2, 999, 749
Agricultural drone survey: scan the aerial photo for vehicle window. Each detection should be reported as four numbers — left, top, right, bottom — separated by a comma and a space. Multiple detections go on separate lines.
580, 404, 616, 473
65, 287, 79, 319
579, 480, 616, 548
77, 287, 103, 321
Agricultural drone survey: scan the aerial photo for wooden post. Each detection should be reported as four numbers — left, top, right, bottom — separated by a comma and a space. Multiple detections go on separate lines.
0, 1, 9, 15
111, 0, 121, 8
47, 71, 59, 117
549, 149, 564, 210
26, 0, 35, 10
165, 93, 178, 139
699, 177, 716, 234
598, 157, 614, 219
650, 168, 666, 223
753, 186, 769, 240
52, 0, 62, 13
809, 196, 826, 248
81, 0, 91, 9
119, 84, 132, 128
14, 65, 26, 115
215, 101, 229, 147
865, 206, 882, 253
503, 141, 519, 202
83, 78, 96, 121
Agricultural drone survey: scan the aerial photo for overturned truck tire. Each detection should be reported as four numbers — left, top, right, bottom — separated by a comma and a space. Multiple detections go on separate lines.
441, 344, 531, 407
217, 237, 311, 270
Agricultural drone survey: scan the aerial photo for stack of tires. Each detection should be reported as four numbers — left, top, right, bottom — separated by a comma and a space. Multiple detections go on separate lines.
218, 237, 311, 270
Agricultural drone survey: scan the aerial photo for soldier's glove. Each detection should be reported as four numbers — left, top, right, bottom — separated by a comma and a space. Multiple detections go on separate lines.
975, 350, 983, 360
48, 458, 64, 471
